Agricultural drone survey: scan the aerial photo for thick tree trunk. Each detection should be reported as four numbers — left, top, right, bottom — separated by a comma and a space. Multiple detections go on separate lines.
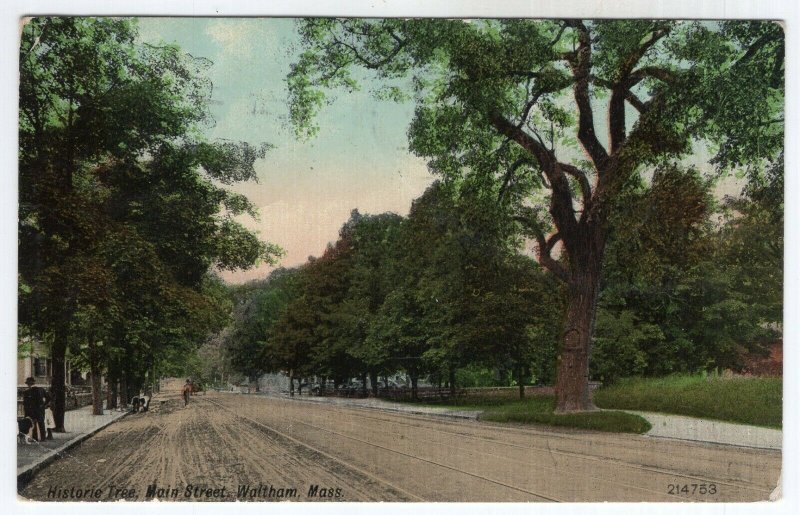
449, 368, 456, 397
555, 271, 601, 412
410, 372, 418, 401
50, 334, 67, 432
517, 365, 525, 399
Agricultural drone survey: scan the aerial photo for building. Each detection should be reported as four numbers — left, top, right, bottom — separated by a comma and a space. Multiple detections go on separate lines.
17, 338, 87, 387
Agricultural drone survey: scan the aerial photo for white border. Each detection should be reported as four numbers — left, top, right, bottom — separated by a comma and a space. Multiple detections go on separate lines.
2, 2, 797, 515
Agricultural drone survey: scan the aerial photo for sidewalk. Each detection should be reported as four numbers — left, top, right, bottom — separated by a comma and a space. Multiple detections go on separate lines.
17, 403, 128, 487
625, 410, 782, 450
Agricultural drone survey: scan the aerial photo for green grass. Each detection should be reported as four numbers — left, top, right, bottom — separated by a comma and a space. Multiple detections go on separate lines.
593, 374, 782, 429
398, 395, 652, 434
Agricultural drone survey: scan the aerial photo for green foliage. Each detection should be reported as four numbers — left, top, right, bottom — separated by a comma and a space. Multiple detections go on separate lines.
18, 17, 280, 400
481, 403, 652, 434
594, 375, 782, 428
427, 394, 651, 433
594, 164, 782, 381
454, 365, 502, 388
591, 311, 656, 383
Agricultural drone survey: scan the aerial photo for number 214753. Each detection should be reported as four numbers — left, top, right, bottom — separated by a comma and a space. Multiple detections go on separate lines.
667, 484, 717, 495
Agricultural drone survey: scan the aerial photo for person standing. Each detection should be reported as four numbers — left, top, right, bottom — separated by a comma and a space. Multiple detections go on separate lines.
22, 377, 49, 441
44, 401, 55, 440
182, 379, 192, 407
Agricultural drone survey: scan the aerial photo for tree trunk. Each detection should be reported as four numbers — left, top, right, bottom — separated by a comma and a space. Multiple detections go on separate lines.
50, 333, 67, 432
289, 370, 294, 396
370, 370, 378, 397
361, 372, 368, 397
410, 372, 418, 401
518, 365, 525, 399
120, 374, 128, 408
105, 379, 113, 410
88, 340, 103, 415
555, 270, 600, 412
449, 367, 456, 397
109, 379, 118, 410
91, 372, 104, 416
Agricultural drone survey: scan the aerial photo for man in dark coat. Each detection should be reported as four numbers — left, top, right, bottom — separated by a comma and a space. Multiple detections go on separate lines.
22, 377, 49, 441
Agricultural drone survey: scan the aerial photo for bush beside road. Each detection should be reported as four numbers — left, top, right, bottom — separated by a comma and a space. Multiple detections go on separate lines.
396, 395, 651, 434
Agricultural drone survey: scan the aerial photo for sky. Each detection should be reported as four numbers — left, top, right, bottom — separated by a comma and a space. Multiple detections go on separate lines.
136, 18, 434, 284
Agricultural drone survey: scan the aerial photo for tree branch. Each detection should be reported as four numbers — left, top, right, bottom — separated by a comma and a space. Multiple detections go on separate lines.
627, 66, 677, 86
490, 112, 580, 255
559, 162, 592, 209
329, 30, 407, 70
512, 216, 569, 282
564, 21, 609, 172
609, 26, 672, 153
498, 158, 536, 201
625, 91, 648, 112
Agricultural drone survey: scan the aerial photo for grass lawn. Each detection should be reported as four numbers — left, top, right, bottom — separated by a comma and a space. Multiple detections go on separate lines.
593, 375, 782, 429
402, 395, 652, 434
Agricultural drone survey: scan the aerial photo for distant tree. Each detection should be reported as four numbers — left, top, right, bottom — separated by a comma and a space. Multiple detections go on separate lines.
593, 163, 783, 382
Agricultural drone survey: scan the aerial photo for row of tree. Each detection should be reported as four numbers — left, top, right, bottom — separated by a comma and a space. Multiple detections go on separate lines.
18, 18, 279, 426
218, 163, 781, 398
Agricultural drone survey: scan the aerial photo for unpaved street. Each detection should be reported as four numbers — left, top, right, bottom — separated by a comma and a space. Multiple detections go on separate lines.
20, 391, 780, 502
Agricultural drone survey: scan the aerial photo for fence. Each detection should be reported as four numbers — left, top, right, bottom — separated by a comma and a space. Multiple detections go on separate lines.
17, 386, 97, 417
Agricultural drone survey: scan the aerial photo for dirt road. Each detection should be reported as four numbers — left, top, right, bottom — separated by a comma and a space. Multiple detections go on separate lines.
19, 391, 780, 502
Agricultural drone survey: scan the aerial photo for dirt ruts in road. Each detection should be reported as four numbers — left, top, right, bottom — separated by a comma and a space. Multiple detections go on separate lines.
19, 392, 781, 502
20, 392, 408, 502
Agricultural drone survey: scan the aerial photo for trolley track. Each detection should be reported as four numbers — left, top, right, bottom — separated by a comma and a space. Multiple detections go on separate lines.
205, 396, 560, 501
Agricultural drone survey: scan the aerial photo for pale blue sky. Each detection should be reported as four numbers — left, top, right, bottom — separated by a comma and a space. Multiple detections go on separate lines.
136, 18, 434, 283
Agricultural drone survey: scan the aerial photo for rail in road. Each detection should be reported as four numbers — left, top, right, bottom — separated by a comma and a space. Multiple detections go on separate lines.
311, 405, 774, 498
205, 396, 561, 501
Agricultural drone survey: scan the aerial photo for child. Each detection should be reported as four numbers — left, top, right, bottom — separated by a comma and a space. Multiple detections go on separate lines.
44, 406, 55, 440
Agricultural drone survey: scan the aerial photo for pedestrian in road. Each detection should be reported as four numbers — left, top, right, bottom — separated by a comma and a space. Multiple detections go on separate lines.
22, 377, 49, 441
183, 379, 192, 407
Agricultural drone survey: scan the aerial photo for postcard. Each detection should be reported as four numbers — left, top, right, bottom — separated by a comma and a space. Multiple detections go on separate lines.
12, 6, 788, 511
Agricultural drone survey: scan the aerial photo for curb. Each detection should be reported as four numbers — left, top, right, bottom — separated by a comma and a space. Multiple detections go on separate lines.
17, 410, 130, 491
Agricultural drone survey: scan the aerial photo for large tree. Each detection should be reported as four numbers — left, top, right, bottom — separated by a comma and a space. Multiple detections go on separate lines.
288, 19, 783, 411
